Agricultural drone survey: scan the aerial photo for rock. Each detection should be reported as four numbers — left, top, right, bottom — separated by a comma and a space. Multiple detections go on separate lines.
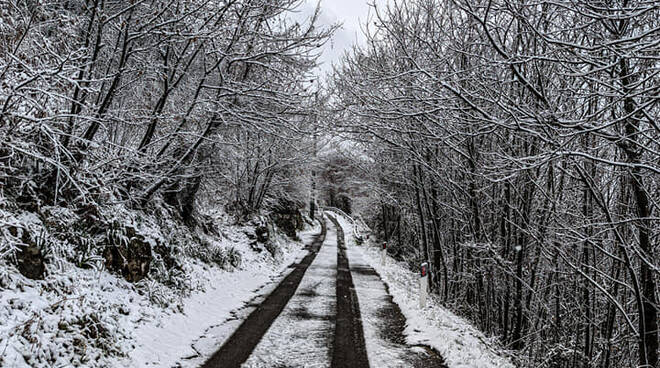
272, 212, 303, 239
17, 244, 46, 280
255, 226, 269, 243
103, 233, 152, 283
269, 199, 304, 239
268, 198, 305, 239
13, 227, 46, 280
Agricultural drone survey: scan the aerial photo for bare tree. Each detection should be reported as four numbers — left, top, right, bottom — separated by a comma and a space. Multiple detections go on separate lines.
331, 0, 659, 366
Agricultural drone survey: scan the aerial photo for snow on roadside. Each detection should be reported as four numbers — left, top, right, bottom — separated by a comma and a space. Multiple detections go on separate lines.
116, 222, 319, 367
1, 267, 144, 367
1, 214, 319, 368
333, 214, 516, 368
117, 260, 291, 367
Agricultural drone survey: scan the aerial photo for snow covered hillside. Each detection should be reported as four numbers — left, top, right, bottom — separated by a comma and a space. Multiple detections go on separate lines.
1, 204, 318, 367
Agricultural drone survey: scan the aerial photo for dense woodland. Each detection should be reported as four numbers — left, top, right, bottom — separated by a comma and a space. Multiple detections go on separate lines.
331, 1, 659, 367
1, 0, 659, 367
0, 1, 332, 362
1, 0, 332, 244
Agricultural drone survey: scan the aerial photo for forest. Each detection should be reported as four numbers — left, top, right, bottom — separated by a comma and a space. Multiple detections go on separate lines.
1, 0, 335, 365
330, 1, 660, 367
1, 0, 659, 367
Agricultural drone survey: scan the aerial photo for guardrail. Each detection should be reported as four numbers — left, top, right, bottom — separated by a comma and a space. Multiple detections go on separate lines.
322, 207, 371, 241
323, 206, 352, 222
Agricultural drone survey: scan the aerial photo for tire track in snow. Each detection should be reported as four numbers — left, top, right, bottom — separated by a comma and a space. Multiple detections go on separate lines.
327, 213, 370, 368
201, 218, 327, 368
333, 214, 448, 368
241, 219, 338, 367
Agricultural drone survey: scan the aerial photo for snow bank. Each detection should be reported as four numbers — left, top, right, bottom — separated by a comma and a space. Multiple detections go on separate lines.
1, 211, 319, 368
333, 214, 516, 368
117, 220, 319, 367
1, 268, 140, 367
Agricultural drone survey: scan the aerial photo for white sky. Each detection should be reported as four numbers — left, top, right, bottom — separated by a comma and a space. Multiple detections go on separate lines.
294, 0, 390, 78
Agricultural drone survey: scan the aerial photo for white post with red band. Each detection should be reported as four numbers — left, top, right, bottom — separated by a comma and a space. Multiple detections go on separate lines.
381, 242, 387, 266
419, 262, 429, 308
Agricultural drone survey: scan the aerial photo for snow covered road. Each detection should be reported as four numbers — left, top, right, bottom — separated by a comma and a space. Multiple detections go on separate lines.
328, 214, 446, 368
241, 220, 337, 367
201, 220, 329, 367
346, 237, 447, 367
201, 214, 448, 368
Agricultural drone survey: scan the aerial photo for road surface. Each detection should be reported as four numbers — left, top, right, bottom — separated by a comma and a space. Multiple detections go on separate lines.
201, 213, 447, 368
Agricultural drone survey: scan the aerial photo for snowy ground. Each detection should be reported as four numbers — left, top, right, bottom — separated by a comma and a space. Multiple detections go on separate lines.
1, 218, 319, 368
334, 215, 516, 368
2, 210, 515, 368
116, 224, 318, 368
1, 267, 143, 367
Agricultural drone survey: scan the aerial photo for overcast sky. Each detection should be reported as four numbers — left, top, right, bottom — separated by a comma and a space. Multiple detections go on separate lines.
294, 0, 389, 77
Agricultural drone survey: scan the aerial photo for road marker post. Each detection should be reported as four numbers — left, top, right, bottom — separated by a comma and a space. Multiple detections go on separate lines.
380, 242, 387, 266
419, 262, 429, 308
